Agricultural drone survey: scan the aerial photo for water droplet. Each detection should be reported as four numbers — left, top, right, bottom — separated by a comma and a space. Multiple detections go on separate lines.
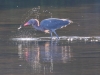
78, 25, 80, 26
19, 65, 22, 66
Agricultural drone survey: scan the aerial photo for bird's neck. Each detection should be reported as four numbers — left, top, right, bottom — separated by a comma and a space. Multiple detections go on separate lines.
32, 24, 43, 31
31, 19, 44, 31
34, 19, 39, 26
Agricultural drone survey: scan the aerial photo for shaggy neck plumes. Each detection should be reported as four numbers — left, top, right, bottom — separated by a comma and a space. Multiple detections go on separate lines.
34, 19, 39, 26
31, 19, 43, 31
32, 19, 49, 33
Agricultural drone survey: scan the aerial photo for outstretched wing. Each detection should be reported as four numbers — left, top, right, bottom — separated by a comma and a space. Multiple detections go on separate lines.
40, 18, 72, 30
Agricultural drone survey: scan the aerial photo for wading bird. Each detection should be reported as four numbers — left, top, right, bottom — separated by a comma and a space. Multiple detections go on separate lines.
18, 18, 73, 39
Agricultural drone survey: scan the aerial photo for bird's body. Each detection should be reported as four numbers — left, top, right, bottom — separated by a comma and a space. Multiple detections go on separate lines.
40, 18, 71, 30
18, 18, 73, 39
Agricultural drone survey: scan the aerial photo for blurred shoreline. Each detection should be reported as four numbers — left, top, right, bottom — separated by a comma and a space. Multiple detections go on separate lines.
0, 3, 100, 24
0, 8, 31, 24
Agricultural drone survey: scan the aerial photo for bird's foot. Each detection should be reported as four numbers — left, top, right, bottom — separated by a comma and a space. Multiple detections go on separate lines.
50, 38, 59, 44
56, 37, 60, 41
51, 37, 60, 41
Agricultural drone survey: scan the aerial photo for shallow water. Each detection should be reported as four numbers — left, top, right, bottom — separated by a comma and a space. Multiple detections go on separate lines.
0, 39, 100, 75
0, 3, 100, 75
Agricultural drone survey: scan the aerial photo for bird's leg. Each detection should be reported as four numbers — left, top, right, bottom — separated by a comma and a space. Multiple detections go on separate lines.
50, 32, 53, 39
53, 30, 59, 39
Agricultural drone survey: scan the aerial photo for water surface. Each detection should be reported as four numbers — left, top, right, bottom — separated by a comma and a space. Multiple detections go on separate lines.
0, 39, 100, 75
0, 3, 100, 75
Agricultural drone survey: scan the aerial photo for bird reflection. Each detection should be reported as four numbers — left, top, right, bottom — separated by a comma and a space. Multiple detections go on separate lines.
18, 41, 73, 74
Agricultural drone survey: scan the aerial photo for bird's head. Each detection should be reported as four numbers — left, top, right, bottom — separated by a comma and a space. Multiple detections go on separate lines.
18, 19, 39, 30
24, 19, 39, 26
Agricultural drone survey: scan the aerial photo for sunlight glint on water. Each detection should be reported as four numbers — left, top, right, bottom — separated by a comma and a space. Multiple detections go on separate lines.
11, 36, 100, 42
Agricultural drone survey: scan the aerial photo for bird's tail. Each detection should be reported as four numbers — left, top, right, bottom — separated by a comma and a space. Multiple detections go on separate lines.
59, 19, 73, 29
68, 20, 73, 24
61, 19, 73, 24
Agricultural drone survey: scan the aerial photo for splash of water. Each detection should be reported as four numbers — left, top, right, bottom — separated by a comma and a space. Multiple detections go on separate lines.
21, 6, 53, 24
17, 6, 53, 38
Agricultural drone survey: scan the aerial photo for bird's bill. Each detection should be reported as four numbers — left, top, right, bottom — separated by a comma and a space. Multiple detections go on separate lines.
24, 22, 29, 26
